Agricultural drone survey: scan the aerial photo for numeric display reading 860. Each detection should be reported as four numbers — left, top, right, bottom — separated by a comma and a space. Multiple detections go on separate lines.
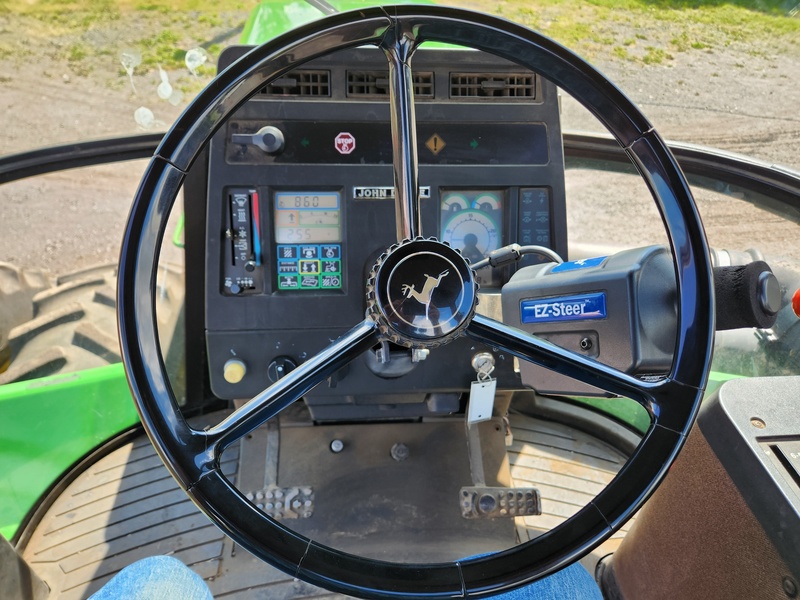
277, 193, 339, 209
274, 191, 342, 244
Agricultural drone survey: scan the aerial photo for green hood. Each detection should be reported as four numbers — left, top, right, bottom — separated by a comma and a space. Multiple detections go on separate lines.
241, 0, 436, 45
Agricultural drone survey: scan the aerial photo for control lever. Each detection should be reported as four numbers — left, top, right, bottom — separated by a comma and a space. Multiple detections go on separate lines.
231, 125, 285, 155
714, 261, 781, 330
493, 242, 781, 332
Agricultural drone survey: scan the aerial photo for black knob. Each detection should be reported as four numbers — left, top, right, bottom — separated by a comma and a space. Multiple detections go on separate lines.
714, 261, 780, 330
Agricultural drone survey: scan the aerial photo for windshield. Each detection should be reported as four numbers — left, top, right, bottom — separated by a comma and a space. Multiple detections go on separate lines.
1, 0, 798, 372
1, 0, 798, 166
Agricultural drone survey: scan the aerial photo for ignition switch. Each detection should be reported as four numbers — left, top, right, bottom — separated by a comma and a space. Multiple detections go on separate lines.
471, 352, 496, 375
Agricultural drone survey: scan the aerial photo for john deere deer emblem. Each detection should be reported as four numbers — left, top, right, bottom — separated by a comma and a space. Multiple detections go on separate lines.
401, 270, 449, 321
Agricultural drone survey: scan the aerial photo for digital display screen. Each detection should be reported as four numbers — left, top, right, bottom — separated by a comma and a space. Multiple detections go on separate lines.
274, 192, 342, 243
276, 193, 339, 210
274, 191, 343, 291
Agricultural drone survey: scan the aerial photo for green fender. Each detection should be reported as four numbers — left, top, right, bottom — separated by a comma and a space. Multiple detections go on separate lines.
0, 364, 139, 540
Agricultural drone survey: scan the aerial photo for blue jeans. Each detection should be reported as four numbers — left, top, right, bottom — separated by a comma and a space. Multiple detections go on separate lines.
89, 556, 213, 600
492, 562, 603, 599
91, 555, 600, 599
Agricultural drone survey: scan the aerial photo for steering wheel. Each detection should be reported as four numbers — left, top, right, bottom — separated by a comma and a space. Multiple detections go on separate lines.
118, 6, 714, 598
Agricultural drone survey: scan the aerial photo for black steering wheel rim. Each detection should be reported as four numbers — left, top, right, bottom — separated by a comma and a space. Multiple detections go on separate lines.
118, 6, 714, 598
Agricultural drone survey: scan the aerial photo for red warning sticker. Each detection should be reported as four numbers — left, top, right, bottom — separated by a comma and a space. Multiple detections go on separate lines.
334, 132, 356, 155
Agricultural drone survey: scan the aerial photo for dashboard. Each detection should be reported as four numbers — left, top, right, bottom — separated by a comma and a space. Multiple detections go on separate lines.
198, 46, 568, 419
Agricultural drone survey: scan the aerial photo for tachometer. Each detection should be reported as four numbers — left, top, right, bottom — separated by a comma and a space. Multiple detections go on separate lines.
442, 209, 500, 264
440, 190, 503, 260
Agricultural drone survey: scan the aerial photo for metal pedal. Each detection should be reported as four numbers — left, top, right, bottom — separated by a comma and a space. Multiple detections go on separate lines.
245, 486, 314, 519
460, 486, 541, 519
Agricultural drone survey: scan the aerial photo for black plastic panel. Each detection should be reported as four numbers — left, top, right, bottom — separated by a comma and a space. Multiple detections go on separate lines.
205, 47, 567, 408
225, 121, 549, 165
699, 377, 800, 579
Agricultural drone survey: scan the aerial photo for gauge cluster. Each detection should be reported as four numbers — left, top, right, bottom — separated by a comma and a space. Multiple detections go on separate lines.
196, 46, 568, 415
440, 190, 504, 287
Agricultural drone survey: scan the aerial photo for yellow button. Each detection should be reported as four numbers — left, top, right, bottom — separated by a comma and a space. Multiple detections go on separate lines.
223, 359, 246, 384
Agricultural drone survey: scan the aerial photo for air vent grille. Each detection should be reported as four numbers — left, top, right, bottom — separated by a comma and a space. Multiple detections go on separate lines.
260, 70, 330, 97
347, 71, 434, 98
450, 73, 536, 99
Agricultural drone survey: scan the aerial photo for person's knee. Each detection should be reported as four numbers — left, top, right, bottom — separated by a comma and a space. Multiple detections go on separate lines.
90, 555, 213, 600
136, 555, 201, 582
465, 560, 602, 600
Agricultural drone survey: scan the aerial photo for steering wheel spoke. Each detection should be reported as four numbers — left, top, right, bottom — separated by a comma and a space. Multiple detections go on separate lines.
381, 24, 422, 242
467, 314, 660, 410
205, 320, 378, 452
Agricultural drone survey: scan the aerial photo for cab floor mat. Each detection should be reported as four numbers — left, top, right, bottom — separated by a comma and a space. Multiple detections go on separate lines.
20, 411, 631, 599
507, 413, 634, 573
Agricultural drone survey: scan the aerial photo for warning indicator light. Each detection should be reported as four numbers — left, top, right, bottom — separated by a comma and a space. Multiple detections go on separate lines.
335, 132, 356, 155
426, 133, 446, 155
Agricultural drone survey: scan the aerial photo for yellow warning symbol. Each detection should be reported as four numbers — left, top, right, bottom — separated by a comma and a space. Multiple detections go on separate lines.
425, 133, 446, 155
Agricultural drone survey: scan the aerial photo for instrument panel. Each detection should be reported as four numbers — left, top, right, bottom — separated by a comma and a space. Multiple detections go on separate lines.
202, 46, 568, 417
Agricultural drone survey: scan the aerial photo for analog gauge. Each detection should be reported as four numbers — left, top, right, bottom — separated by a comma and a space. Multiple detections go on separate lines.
442, 193, 469, 213
473, 193, 501, 211
442, 209, 500, 265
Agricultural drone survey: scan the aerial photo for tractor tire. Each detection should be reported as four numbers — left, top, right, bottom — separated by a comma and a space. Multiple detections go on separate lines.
0, 262, 52, 350
0, 263, 184, 386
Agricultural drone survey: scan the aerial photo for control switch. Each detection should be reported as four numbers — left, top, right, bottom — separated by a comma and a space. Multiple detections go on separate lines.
231, 125, 285, 155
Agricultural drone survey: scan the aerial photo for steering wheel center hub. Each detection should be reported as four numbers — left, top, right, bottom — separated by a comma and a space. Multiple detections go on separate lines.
368, 238, 477, 347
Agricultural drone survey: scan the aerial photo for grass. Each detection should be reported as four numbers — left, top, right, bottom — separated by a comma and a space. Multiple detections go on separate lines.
474, 0, 800, 63
137, 29, 183, 68
671, 32, 709, 52
0, 0, 247, 88
643, 46, 673, 64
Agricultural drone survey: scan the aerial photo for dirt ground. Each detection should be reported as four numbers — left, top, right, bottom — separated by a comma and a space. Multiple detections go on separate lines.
0, 9, 798, 276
